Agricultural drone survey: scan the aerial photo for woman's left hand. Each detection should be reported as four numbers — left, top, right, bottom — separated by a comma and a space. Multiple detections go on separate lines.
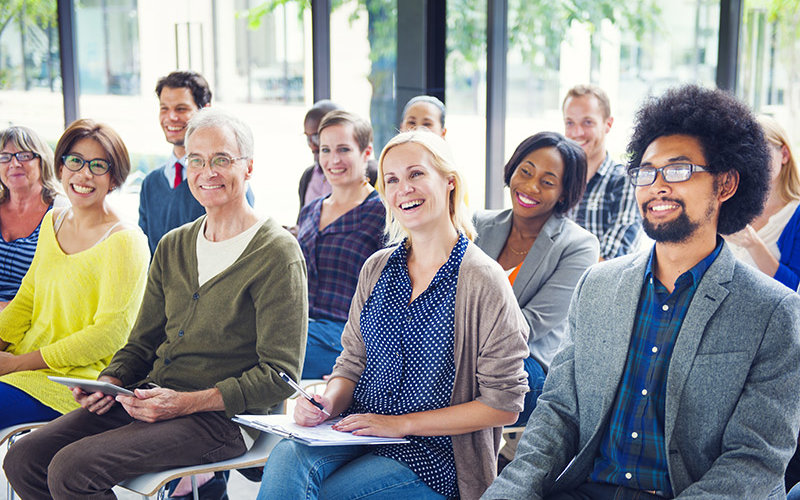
332, 413, 410, 438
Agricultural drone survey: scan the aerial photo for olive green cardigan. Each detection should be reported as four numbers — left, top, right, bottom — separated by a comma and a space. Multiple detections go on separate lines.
101, 216, 308, 417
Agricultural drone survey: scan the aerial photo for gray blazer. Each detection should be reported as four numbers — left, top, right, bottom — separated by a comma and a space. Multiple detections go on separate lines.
474, 210, 599, 368
483, 243, 800, 499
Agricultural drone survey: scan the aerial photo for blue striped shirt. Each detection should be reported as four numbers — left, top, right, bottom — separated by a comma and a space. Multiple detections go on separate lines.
590, 238, 723, 494
0, 208, 50, 301
297, 190, 385, 322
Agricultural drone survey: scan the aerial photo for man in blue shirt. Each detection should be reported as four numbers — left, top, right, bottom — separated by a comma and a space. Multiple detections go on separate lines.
139, 71, 253, 255
484, 85, 800, 499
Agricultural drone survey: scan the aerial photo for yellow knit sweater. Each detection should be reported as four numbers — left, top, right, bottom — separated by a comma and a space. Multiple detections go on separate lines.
0, 211, 149, 414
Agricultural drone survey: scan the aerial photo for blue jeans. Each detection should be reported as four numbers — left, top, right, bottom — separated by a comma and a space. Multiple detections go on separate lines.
302, 318, 347, 379
514, 356, 546, 426
257, 439, 447, 500
788, 482, 800, 500
0, 382, 61, 428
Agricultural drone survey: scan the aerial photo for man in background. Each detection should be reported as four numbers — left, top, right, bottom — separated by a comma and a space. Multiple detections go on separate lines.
139, 70, 253, 255
563, 84, 641, 260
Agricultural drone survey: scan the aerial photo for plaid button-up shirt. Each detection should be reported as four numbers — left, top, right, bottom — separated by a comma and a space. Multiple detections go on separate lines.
571, 153, 641, 259
297, 190, 385, 321
589, 239, 723, 495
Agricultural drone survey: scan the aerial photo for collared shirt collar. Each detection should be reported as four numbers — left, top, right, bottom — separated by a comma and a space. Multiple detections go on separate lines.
162, 151, 187, 185
645, 236, 724, 289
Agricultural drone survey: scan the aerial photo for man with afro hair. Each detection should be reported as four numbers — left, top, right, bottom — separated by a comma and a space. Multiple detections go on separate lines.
484, 84, 800, 500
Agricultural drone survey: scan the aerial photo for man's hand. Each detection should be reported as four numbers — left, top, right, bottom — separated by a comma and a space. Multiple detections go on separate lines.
73, 375, 123, 415
116, 387, 189, 423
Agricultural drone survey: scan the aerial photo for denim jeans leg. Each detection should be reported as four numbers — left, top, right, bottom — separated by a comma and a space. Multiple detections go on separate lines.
514, 356, 546, 427
301, 318, 347, 379
319, 452, 447, 500
257, 440, 368, 500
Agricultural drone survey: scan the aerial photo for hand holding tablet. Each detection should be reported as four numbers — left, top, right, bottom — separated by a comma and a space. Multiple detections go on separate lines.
48, 376, 135, 397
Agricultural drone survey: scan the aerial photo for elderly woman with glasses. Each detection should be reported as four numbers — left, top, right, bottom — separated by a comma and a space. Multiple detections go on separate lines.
0, 126, 63, 310
0, 119, 149, 429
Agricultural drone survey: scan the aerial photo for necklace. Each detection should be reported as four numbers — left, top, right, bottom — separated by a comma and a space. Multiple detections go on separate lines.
508, 225, 538, 256
508, 244, 529, 256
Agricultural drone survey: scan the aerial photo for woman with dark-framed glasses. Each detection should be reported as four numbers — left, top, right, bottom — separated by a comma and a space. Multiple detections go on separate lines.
0, 119, 149, 429
0, 126, 63, 310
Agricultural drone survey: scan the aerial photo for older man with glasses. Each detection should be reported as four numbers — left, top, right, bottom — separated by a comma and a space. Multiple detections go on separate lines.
483, 85, 800, 500
4, 108, 308, 499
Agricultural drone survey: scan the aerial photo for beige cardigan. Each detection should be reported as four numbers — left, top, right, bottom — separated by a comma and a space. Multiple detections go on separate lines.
331, 242, 530, 499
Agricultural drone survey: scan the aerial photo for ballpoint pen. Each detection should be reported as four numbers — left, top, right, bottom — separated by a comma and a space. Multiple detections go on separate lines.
279, 371, 331, 416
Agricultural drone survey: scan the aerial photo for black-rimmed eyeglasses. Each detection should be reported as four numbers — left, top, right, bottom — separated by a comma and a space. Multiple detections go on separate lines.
62, 154, 112, 176
0, 151, 39, 163
628, 163, 709, 187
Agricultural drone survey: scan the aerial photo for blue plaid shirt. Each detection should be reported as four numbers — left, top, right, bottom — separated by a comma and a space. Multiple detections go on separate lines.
571, 153, 641, 259
297, 190, 385, 321
590, 238, 723, 495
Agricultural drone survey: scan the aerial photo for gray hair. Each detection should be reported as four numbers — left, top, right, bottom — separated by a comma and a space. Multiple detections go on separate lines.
185, 108, 254, 158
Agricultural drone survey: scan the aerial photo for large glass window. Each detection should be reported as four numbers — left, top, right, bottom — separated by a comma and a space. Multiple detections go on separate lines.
505, 1, 720, 169
330, 0, 397, 154
0, 0, 64, 143
65, 0, 311, 225
446, 0, 487, 209
740, 0, 800, 143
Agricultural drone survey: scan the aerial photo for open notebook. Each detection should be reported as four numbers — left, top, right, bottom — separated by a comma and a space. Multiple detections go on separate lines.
233, 414, 410, 446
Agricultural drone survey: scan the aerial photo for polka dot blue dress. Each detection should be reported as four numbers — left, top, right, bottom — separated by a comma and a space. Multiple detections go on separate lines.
349, 234, 468, 498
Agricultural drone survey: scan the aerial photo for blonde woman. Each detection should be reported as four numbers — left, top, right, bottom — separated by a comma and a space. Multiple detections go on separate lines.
0, 119, 149, 428
725, 115, 800, 289
258, 130, 529, 500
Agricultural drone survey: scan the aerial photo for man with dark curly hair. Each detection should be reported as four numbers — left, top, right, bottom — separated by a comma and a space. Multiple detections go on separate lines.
484, 84, 800, 500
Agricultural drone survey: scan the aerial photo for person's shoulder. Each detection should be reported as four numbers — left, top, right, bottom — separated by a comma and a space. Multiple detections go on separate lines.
107, 224, 150, 258
560, 216, 600, 246
141, 164, 168, 185
360, 246, 396, 274
473, 208, 508, 229
461, 241, 507, 282
729, 254, 799, 301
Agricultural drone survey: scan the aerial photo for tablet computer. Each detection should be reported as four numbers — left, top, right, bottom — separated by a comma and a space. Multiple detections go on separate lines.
48, 376, 135, 397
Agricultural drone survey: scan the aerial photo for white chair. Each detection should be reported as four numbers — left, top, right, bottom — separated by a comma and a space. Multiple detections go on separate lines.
117, 430, 280, 500
114, 379, 328, 499
1, 421, 49, 500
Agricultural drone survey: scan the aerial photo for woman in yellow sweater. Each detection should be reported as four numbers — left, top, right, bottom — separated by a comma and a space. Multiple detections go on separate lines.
0, 119, 149, 428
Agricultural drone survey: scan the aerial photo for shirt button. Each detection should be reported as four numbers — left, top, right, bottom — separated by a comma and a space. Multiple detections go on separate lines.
178, 330, 184, 337
193, 293, 199, 300
164, 358, 171, 365
625, 472, 632, 480
641, 389, 648, 396
651, 346, 658, 353
406, 315, 412, 322
662, 304, 669, 311
631, 432, 639, 439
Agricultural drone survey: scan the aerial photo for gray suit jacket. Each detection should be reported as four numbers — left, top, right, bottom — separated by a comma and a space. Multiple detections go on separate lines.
483, 242, 800, 499
474, 210, 599, 368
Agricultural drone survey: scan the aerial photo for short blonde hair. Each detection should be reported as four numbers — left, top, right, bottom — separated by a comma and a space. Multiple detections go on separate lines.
377, 129, 474, 244
758, 115, 800, 202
